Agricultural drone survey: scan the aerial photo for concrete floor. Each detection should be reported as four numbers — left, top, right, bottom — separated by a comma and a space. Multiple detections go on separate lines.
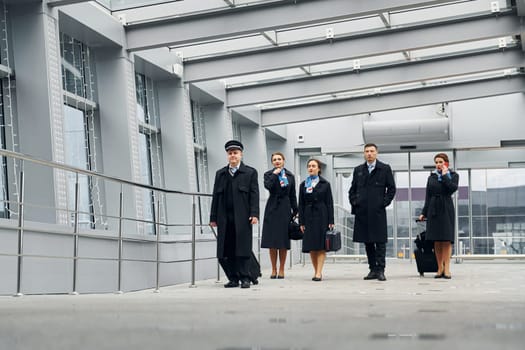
0, 259, 524, 350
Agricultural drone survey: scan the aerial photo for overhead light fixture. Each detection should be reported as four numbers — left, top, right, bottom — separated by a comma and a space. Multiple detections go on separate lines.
501, 139, 525, 147
508, 162, 525, 168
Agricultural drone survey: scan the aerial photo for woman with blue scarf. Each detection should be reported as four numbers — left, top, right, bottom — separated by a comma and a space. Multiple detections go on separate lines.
261, 152, 298, 279
419, 153, 459, 279
298, 159, 334, 281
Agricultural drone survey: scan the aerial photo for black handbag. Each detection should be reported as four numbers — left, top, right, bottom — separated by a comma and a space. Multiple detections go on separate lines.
288, 219, 303, 240
325, 228, 342, 252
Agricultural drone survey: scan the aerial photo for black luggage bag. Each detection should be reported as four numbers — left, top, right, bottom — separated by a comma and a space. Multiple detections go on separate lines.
210, 225, 262, 284
414, 220, 438, 276
325, 229, 342, 252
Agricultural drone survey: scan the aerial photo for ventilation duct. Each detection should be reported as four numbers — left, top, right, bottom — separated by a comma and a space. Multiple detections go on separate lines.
363, 118, 449, 144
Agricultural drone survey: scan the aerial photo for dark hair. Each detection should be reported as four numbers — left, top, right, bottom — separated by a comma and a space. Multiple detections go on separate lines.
307, 158, 322, 175
434, 153, 449, 163
364, 143, 378, 150
271, 152, 285, 161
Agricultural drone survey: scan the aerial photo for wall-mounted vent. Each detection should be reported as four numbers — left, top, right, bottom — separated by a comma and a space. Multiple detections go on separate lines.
363, 118, 449, 144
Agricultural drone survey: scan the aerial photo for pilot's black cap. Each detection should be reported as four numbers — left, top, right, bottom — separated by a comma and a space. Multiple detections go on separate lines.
224, 140, 244, 151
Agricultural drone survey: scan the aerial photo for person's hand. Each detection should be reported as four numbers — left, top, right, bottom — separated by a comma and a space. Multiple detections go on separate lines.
210, 221, 217, 227
442, 164, 449, 175
249, 217, 258, 224
273, 167, 282, 175
328, 224, 334, 230
300, 225, 305, 233
418, 215, 425, 221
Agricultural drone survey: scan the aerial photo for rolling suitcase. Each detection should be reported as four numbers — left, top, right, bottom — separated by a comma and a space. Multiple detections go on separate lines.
414, 220, 438, 276
210, 226, 262, 284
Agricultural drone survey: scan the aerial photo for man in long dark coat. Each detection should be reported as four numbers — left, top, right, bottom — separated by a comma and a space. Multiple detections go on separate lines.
210, 140, 259, 288
349, 143, 396, 281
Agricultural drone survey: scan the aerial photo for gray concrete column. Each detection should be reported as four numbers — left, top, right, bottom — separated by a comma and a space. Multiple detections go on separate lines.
203, 104, 233, 189
94, 48, 140, 234
157, 80, 196, 234
11, 4, 67, 224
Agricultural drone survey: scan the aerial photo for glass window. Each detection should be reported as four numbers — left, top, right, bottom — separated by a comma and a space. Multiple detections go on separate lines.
63, 105, 93, 228
135, 72, 163, 234
60, 33, 96, 100
191, 101, 210, 232
0, 81, 8, 219
138, 133, 155, 234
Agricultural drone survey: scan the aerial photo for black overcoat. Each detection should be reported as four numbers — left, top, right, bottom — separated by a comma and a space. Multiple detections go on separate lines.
421, 171, 459, 242
210, 162, 259, 258
298, 176, 334, 252
261, 169, 298, 249
348, 160, 396, 243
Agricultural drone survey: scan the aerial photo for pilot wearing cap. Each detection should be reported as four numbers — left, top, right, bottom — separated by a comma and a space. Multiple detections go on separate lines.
210, 140, 259, 289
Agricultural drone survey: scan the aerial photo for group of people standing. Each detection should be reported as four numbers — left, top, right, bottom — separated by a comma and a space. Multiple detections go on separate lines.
210, 140, 459, 288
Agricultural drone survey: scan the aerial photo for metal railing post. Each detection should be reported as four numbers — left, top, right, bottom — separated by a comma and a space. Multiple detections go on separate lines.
70, 173, 80, 295
190, 195, 197, 288
14, 162, 25, 297
116, 184, 123, 294
154, 196, 161, 293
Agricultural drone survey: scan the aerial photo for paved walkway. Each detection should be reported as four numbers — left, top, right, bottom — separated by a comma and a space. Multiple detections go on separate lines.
1, 259, 524, 350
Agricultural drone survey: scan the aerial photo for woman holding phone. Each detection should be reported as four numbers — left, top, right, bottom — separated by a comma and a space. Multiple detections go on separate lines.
261, 152, 298, 279
418, 153, 459, 279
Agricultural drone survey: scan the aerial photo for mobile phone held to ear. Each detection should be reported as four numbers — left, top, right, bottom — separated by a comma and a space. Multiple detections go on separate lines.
444, 162, 449, 168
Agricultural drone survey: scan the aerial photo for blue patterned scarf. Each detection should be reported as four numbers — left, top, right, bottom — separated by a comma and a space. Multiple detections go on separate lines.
278, 169, 289, 187
305, 175, 319, 188
433, 170, 452, 182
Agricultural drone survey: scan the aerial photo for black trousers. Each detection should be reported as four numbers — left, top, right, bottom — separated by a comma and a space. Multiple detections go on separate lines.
219, 257, 250, 283
221, 217, 250, 283
365, 242, 386, 272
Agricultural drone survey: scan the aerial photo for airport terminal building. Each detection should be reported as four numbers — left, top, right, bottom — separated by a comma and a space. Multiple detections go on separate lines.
0, 0, 523, 297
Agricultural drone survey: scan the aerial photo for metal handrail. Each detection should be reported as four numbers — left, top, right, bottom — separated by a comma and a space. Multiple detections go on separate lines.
0, 148, 216, 296
0, 148, 210, 197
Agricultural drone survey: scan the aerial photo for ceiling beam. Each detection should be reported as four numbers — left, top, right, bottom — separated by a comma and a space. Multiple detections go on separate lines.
183, 14, 520, 82
226, 50, 525, 107
260, 76, 525, 126
125, 0, 459, 51
46, 0, 93, 6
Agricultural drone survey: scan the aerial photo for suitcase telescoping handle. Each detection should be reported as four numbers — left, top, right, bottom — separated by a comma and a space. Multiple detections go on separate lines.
209, 224, 218, 239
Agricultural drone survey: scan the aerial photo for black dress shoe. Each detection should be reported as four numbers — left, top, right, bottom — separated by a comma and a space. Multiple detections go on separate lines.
277, 275, 285, 279
443, 274, 452, 279
434, 273, 444, 279
224, 281, 239, 288
240, 280, 251, 289
363, 271, 378, 280
377, 272, 387, 281
270, 275, 277, 279
312, 277, 322, 282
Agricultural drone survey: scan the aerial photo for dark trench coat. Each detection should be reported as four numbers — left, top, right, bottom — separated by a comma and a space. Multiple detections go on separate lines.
298, 176, 334, 252
261, 169, 298, 249
349, 160, 396, 243
209, 162, 259, 258
421, 171, 459, 242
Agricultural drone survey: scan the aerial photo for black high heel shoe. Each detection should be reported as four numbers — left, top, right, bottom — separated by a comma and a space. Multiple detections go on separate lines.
434, 273, 444, 279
